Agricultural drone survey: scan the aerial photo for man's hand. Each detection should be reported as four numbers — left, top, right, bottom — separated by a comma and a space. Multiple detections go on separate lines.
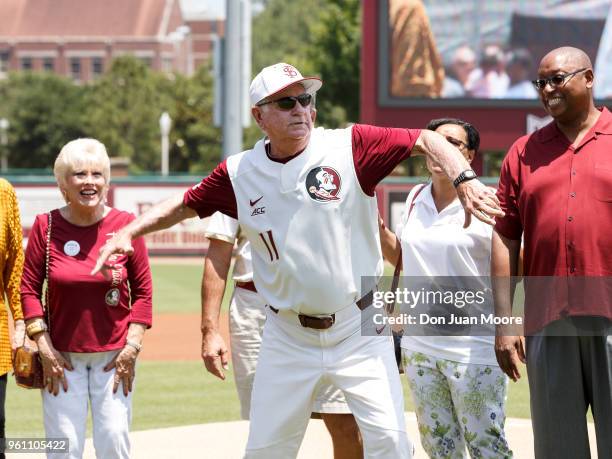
92, 231, 134, 275
104, 346, 138, 396
11, 320, 26, 350
201, 329, 229, 380
456, 180, 504, 227
495, 334, 526, 382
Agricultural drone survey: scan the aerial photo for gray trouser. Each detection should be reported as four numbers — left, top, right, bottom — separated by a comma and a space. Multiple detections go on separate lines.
526, 317, 612, 459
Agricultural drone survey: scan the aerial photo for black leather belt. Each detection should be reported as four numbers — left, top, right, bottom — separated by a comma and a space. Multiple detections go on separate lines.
268, 290, 374, 330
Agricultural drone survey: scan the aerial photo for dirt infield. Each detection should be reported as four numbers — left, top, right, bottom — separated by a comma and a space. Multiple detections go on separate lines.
140, 313, 232, 361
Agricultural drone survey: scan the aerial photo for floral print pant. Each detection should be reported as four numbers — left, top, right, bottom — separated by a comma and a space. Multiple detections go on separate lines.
403, 350, 513, 458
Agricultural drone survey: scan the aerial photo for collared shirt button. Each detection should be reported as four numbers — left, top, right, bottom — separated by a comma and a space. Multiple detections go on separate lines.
571, 170, 577, 175
570, 267, 576, 273
568, 216, 573, 221
570, 192, 576, 198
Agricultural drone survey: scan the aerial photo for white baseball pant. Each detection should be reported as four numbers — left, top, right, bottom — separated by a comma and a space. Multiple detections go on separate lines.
42, 351, 132, 459
244, 304, 413, 458
230, 286, 351, 420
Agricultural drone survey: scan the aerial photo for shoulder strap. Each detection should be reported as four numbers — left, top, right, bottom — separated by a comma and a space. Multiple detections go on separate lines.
44, 212, 52, 331
406, 183, 427, 220
386, 183, 427, 315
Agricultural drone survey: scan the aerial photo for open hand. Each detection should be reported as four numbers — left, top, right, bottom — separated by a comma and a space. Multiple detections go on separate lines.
456, 180, 504, 227
201, 329, 229, 380
104, 346, 138, 396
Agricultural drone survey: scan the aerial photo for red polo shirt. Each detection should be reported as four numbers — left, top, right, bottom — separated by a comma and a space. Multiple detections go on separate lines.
495, 107, 612, 333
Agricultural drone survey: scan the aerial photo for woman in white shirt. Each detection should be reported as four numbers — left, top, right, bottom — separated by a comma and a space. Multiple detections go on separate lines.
380, 118, 512, 458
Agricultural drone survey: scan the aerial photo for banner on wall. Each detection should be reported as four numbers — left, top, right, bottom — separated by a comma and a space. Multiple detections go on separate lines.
14, 183, 210, 255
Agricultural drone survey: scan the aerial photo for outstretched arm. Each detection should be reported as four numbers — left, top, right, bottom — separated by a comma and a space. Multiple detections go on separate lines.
92, 194, 197, 274
413, 130, 503, 227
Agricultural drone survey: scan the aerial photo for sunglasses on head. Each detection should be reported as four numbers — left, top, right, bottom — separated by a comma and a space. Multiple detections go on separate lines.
531, 68, 588, 91
257, 93, 313, 110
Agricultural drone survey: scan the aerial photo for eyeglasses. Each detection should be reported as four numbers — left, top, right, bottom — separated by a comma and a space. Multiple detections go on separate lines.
531, 68, 588, 91
445, 136, 468, 150
256, 93, 313, 110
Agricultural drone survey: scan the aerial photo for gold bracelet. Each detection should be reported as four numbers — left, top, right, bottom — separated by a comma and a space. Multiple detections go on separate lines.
26, 320, 48, 339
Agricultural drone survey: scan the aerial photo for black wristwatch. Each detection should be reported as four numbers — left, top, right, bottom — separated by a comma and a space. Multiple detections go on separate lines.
453, 169, 477, 188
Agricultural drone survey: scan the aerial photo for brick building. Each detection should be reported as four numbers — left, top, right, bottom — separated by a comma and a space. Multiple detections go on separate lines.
0, 0, 192, 82
183, 2, 225, 70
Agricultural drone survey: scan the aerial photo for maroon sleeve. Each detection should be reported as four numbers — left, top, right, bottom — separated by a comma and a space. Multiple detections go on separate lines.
183, 160, 237, 219
125, 214, 153, 328
352, 124, 421, 196
494, 141, 523, 240
20, 214, 47, 320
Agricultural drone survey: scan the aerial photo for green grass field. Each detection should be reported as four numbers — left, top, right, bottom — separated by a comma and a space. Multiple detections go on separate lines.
6, 361, 531, 437
6, 262, 532, 437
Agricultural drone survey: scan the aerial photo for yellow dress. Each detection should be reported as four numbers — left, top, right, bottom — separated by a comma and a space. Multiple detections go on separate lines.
0, 178, 24, 376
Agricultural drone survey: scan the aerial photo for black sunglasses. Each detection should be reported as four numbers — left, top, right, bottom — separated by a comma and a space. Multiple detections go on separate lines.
531, 68, 588, 91
257, 93, 313, 110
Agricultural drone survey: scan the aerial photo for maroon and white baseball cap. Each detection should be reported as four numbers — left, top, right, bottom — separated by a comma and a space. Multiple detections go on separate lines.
249, 63, 323, 106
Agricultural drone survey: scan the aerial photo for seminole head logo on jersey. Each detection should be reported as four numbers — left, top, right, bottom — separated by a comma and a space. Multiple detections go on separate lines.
306, 166, 341, 202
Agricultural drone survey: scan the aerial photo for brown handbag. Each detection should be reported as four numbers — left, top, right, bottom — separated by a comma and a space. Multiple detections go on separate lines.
13, 212, 52, 389
13, 343, 44, 389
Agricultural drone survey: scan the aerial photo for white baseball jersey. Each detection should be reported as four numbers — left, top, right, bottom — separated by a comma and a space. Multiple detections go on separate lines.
226, 126, 383, 315
204, 211, 253, 283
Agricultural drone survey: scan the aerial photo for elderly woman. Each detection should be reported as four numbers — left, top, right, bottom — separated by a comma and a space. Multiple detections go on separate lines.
380, 119, 512, 458
21, 139, 152, 459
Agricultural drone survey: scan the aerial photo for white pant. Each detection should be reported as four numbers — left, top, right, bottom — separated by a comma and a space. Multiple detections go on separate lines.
245, 305, 413, 458
230, 286, 350, 420
42, 351, 132, 459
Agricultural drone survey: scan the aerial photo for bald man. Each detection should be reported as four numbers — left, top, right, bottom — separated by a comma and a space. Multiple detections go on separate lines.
492, 46, 612, 458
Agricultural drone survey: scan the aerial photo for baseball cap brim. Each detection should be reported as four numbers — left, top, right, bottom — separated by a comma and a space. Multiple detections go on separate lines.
257, 77, 323, 105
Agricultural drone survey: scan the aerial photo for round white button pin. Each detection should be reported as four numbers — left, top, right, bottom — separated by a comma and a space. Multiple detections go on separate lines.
64, 240, 80, 256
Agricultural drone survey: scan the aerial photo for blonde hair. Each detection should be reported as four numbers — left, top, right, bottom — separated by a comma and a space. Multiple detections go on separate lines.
54, 138, 111, 188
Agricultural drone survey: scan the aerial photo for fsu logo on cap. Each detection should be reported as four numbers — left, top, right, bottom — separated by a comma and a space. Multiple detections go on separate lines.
283, 65, 298, 78
306, 166, 341, 202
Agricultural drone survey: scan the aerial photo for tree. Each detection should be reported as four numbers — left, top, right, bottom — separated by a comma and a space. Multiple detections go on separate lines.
158, 64, 222, 173
251, 0, 326, 78
308, 0, 361, 126
84, 56, 222, 173
251, 0, 361, 129
0, 72, 86, 169
84, 57, 164, 172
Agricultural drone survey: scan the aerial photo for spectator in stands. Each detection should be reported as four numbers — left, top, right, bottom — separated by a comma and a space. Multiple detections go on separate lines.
503, 48, 538, 99
442, 45, 477, 98
467, 44, 509, 98
21, 138, 153, 459
0, 179, 25, 459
